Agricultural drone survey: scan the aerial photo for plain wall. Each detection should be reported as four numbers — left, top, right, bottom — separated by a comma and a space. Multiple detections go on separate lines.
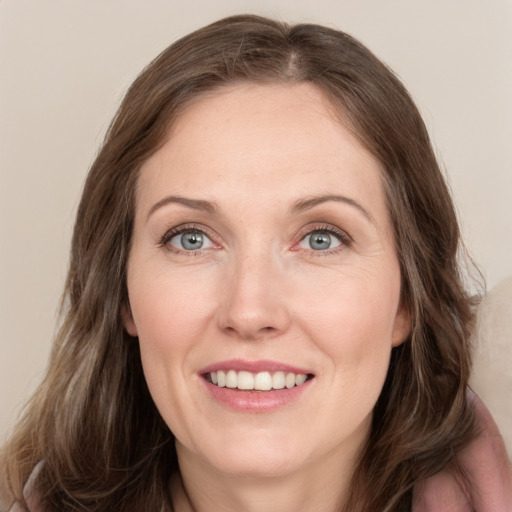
1, 0, 511, 443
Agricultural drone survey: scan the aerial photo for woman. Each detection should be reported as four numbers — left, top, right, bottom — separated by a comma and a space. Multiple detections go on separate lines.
1, 14, 510, 512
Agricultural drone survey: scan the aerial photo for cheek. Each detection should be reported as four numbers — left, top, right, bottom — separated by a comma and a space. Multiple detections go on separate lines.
296, 268, 400, 384
127, 265, 219, 407
129, 264, 217, 350
128, 269, 220, 440
301, 271, 400, 337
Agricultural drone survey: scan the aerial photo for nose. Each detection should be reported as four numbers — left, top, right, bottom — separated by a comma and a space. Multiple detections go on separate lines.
217, 250, 291, 341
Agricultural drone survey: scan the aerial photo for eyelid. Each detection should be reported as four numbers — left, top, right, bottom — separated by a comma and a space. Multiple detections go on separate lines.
293, 223, 352, 253
160, 223, 221, 253
158, 222, 351, 255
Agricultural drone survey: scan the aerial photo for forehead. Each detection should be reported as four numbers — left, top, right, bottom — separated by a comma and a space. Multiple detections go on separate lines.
166, 82, 363, 163
137, 82, 389, 227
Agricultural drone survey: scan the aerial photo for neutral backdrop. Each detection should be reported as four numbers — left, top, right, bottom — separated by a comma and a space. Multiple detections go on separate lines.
1, 0, 511, 444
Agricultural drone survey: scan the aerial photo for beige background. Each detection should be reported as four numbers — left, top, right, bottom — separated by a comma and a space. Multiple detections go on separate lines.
1, 0, 511, 445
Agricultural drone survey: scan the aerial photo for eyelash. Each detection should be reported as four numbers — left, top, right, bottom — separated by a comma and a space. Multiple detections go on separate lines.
160, 223, 219, 256
294, 224, 352, 256
159, 223, 352, 256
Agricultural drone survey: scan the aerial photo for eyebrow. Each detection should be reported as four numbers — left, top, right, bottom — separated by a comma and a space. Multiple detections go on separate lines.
147, 195, 220, 220
289, 194, 374, 223
146, 193, 374, 223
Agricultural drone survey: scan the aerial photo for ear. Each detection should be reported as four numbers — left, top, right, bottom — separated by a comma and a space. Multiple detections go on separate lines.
121, 303, 138, 337
392, 302, 411, 347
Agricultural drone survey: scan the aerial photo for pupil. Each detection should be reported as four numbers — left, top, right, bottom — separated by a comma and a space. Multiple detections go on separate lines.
182, 232, 203, 250
310, 232, 331, 250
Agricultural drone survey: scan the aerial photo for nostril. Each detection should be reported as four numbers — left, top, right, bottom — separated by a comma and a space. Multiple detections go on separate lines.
257, 326, 281, 338
222, 324, 282, 341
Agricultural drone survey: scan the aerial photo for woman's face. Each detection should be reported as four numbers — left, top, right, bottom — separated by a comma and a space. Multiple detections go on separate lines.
124, 83, 409, 480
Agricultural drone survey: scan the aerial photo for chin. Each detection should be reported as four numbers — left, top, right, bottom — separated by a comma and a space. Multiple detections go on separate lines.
203, 430, 307, 478
213, 453, 303, 479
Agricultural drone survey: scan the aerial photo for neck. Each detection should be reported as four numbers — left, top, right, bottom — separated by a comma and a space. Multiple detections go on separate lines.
171, 439, 363, 512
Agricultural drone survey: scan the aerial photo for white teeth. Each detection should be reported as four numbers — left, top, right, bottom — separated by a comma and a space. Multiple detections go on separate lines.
254, 371, 272, 391
285, 372, 296, 389
237, 371, 254, 390
209, 370, 309, 391
295, 374, 307, 386
226, 370, 237, 388
272, 371, 286, 390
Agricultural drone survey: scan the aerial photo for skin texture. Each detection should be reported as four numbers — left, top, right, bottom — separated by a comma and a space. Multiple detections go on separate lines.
123, 82, 410, 512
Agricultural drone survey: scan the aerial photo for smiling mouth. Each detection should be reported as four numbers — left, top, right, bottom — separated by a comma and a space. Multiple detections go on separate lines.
205, 370, 314, 391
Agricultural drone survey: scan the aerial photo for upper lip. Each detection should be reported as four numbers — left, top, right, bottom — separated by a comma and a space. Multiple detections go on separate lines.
199, 359, 313, 375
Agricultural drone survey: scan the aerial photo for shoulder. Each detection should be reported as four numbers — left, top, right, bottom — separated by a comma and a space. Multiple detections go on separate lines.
413, 391, 512, 511
7, 503, 26, 512
8, 461, 44, 512
471, 276, 512, 457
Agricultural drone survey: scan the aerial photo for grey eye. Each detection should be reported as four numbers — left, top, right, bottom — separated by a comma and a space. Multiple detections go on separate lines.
170, 231, 213, 251
309, 232, 331, 250
299, 231, 342, 251
181, 232, 203, 250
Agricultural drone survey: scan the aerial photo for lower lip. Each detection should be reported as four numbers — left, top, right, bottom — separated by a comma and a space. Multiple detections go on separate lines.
203, 378, 313, 412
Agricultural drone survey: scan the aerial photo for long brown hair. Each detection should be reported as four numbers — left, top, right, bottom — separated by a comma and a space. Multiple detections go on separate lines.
1, 14, 476, 512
